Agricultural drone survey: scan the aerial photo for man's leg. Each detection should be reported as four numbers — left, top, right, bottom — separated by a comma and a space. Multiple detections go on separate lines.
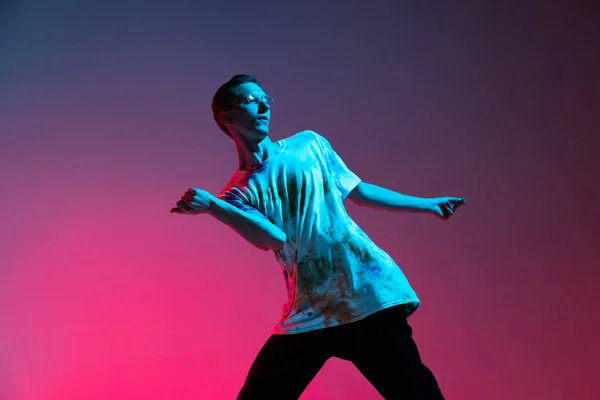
237, 331, 330, 400
345, 306, 445, 400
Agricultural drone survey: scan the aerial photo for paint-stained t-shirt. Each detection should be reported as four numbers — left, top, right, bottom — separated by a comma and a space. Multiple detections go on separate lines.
218, 130, 420, 334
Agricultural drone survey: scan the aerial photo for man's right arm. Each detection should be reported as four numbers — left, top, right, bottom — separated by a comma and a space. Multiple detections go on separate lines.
208, 197, 287, 251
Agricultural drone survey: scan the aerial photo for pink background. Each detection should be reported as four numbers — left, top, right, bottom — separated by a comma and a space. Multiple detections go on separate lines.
1, 1, 598, 399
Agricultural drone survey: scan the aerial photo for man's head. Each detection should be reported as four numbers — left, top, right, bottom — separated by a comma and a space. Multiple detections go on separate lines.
211, 74, 273, 141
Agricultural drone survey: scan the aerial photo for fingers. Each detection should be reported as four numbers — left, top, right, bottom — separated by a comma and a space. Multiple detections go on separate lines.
177, 200, 192, 212
433, 205, 447, 219
442, 197, 466, 216
171, 188, 202, 215
182, 189, 199, 204
435, 208, 445, 219
185, 188, 199, 200
442, 204, 454, 219
452, 198, 466, 211
434, 201, 456, 220
184, 189, 195, 199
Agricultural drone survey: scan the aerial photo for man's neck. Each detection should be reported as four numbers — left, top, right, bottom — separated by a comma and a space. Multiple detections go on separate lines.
235, 136, 276, 171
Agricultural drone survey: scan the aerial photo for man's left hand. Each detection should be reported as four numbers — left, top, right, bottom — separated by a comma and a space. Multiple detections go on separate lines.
430, 197, 467, 220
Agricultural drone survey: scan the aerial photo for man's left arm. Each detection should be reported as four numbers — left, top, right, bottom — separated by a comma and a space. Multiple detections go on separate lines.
347, 181, 466, 219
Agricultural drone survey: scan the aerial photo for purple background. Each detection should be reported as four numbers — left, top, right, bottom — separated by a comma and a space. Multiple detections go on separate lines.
1, 1, 599, 399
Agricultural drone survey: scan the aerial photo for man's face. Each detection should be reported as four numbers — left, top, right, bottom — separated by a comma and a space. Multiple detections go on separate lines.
222, 82, 272, 140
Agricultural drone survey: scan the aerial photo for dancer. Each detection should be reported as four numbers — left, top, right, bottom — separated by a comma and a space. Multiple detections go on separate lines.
171, 74, 466, 399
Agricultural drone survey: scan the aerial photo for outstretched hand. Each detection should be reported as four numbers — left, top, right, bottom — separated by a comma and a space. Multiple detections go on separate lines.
170, 188, 214, 215
430, 197, 466, 220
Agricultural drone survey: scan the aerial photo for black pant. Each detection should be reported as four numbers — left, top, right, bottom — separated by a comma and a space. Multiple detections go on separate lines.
237, 305, 445, 400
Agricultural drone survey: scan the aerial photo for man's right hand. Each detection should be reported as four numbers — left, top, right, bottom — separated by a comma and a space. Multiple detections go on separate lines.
170, 188, 214, 215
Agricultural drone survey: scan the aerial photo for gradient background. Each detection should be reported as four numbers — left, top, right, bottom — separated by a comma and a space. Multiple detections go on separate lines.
1, 1, 599, 399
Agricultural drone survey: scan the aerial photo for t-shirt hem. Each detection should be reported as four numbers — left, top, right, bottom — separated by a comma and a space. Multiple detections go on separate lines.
272, 299, 421, 335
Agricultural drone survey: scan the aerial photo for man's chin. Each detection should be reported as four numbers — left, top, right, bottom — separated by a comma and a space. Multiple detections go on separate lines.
241, 126, 269, 140
255, 128, 270, 138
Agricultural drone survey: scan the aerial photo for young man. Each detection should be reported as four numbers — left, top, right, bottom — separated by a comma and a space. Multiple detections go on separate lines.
171, 75, 466, 399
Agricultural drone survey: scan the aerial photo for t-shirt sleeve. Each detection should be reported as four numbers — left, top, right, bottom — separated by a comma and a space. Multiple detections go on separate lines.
313, 132, 361, 199
217, 188, 271, 252
218, 189, 268, 220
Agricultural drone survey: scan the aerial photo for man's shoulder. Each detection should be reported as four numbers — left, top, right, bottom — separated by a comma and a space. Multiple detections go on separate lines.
217, 169, 250, 197
285, 130, 326, 144
280, 131, 328, 156
296, 129, 321, 138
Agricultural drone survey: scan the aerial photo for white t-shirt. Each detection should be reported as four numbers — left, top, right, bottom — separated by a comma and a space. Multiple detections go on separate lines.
218, 130, 420, 335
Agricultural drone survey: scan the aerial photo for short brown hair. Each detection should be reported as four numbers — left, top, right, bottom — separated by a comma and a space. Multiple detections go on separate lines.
211, 74, 262, 138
